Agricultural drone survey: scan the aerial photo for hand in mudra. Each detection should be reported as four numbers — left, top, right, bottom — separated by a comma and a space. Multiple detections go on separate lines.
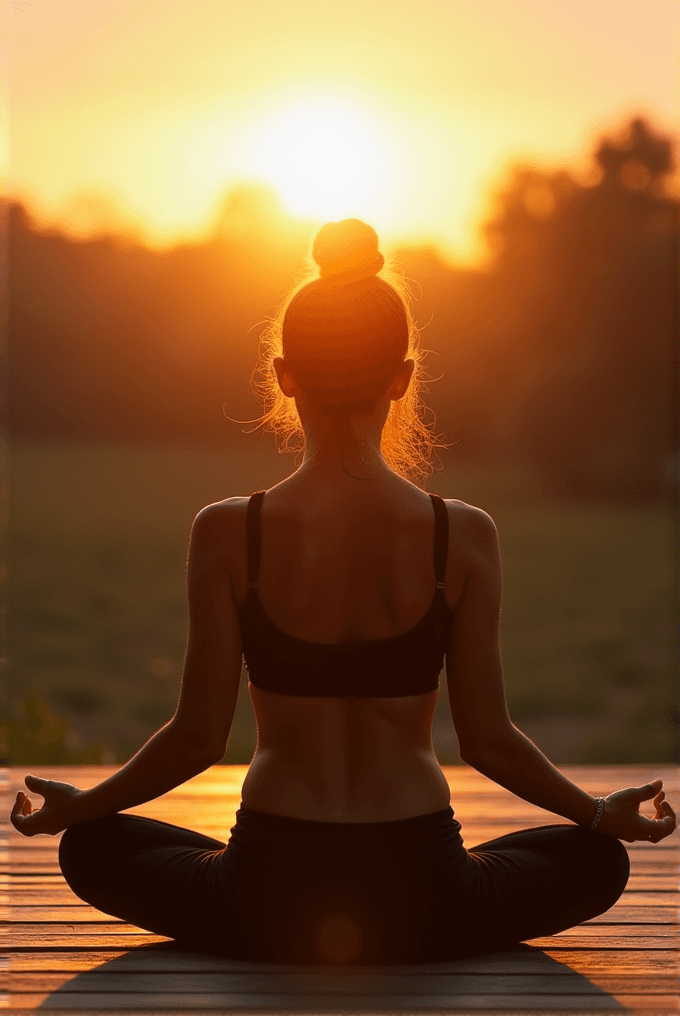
10, 775, 84, 836
598, 780, 676, 843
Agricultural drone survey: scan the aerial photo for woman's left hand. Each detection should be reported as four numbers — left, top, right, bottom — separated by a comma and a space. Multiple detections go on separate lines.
10, 775, 85, 836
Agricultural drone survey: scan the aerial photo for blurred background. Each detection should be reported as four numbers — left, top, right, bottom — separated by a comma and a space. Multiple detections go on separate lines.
3, 0, 678, 765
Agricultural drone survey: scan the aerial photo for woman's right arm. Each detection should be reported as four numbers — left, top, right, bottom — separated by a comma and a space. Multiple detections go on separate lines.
445, 503, 675, 844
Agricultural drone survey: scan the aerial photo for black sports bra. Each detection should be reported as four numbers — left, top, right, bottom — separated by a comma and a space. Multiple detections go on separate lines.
238, 490, 453, 697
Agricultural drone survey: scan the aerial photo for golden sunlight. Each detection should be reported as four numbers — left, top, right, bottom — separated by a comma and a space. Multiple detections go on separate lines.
239, 97, 393, 223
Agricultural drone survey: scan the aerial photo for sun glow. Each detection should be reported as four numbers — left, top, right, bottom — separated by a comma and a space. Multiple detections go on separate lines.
239, 97, 393, 223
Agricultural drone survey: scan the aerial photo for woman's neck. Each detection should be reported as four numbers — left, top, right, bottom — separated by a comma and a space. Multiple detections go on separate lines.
297, 411, 390, 481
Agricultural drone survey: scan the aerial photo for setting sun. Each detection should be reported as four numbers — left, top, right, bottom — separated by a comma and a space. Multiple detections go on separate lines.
6, 0, 677, 261
239, 97, 393, 223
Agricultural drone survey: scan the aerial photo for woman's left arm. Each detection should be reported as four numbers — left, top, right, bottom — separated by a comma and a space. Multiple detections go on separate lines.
11, 501, 244, 836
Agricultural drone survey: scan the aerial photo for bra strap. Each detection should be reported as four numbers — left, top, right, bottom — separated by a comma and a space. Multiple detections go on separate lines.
429, 493, 449, 589
246, 490, 266, 588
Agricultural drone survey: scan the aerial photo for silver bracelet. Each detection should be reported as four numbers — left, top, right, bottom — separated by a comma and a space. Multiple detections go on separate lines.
587, 797, 605, 830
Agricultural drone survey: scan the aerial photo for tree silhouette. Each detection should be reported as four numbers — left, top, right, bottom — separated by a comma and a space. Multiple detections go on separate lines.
596, 117, 675, 193
7, 115, 678, 500
476, 115, 677, 499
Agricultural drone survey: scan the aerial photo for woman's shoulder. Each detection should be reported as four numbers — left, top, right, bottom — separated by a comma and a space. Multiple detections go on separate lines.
185, 498, 256, 589
192, 495, 250, 530
188, 497, 252, 558
439, 498, 500, 569
193, 495, 250, 520
440, 497, 497, 534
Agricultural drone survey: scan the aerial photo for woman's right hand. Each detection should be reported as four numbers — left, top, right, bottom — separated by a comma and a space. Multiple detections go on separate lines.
11, 775, 86, 836
597, 779, 676, 842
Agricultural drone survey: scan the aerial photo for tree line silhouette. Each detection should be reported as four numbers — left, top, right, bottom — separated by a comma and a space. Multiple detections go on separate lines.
6, 115, 678, 500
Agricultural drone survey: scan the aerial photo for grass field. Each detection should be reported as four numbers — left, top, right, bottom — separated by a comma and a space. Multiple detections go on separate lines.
7, 440, 678, 765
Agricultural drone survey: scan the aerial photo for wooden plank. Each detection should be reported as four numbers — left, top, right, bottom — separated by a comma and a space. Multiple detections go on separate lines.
625, 875, 679, 888
9, 948, 679, 973
9, 907, 125, 921
6, 907, 678, 925
0, 886, 654, 900
7, 902, 679, 928
7, 874, 80, 883
6, 990, 680, 1010
0, 881, 596, 903
6, 970, 680, 992
532, 935, 679, 948
2, 1007, 674, 1016
10, 924, 169, 948
3, 1011, 679, 1016
546, 949, 679, 973
7, 887, 84, 902
4, 1010, 679, 1016
9, 926, 679, 951
543, 921, 679, 937
606, 892, 679, 904
585, 907, 677, 922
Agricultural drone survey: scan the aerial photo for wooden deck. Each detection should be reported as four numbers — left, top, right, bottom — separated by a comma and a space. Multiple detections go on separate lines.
4, 764, 679, 1014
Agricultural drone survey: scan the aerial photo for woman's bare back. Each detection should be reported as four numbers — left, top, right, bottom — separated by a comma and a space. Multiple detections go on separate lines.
228, 471, 468, 822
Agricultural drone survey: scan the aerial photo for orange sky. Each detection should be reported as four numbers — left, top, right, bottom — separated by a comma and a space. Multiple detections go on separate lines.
4, 0, 678, 264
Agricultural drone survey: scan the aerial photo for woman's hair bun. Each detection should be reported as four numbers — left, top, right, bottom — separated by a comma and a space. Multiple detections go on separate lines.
312, 218, 385, 281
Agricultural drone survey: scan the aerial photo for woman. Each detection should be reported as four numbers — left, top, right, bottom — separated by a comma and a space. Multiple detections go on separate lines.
11, 219, 675, 965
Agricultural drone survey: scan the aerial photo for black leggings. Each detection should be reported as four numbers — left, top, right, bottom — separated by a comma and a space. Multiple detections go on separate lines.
59, 803, 629, 965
